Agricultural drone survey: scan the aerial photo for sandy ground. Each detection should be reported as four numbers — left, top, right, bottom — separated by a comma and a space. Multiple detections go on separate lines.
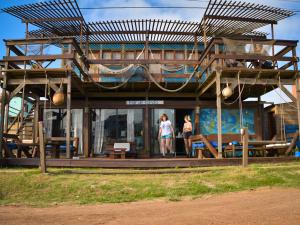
0, 188, 299, 225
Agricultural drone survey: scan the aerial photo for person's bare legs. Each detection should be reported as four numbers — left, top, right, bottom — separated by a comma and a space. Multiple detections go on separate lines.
165, 138, 172, 154
184, 138, 189, 156
160, 139, 166, 157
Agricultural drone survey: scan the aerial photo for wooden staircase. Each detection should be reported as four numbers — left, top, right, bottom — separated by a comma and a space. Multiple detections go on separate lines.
7, 101, 35, 141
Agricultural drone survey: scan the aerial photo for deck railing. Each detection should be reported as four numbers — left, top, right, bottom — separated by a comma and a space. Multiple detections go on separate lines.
198, 38, 299, 81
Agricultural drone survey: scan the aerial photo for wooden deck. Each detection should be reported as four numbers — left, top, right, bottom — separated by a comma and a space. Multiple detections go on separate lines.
0, 157, 298, 168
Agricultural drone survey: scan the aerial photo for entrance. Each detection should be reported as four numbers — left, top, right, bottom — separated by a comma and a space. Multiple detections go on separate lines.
150, 108, 194, 156
175, 109, 194, 156
150, 109, 175, 156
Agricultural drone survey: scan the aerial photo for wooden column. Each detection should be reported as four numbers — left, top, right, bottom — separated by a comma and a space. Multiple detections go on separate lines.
144, 93, 150, 157
4, 103, 9, 133
66, 71, 72, 159
242, 127, 249, 168
0, 46, 9, 158
66, 44, 72, 159
34, 98, 39, 144
293, 48, 300, 139
194, 34, 198, 60
216, 69, 222, 158
38, 121, 46, 173
83, 98, 90, 158
257, 97, 263, 140
195, 96, 200, 135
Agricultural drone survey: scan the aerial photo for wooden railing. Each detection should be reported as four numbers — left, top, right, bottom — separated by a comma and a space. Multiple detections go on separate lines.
197, 38, 299, 81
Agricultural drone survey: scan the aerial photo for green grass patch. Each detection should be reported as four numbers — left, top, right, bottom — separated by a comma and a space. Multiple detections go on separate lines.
0, 162, 300, 206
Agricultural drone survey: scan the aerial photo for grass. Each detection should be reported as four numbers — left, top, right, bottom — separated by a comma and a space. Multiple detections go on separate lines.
0, 162, 300, 206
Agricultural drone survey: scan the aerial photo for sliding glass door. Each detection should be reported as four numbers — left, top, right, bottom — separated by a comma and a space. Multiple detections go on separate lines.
91, 109, 144, 155
150, 109, 175, 155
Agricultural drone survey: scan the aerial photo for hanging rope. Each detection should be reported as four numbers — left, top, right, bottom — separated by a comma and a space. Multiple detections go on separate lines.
138, 64, 198, 93
237, 71, 244, 130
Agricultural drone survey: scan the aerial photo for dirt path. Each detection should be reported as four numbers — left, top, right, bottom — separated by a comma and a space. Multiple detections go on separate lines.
0, 188, 299, 225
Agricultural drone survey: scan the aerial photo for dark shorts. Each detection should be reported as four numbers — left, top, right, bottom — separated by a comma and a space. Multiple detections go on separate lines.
183, 131, 192, 139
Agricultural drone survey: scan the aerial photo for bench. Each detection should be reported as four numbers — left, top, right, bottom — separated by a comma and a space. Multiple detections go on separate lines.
108, 143, 130, 159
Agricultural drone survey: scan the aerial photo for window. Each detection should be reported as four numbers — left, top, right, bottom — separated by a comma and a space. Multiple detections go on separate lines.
125, 51, 135, 59
175, 51, 184, 60
164, 51, 174, 60
43, 109, 83, 154
112, 51, 121, 60
91, 109, 144, 154
102, 51, 111, 59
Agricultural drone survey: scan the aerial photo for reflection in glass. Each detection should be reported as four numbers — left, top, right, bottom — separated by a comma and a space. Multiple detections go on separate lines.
92, 109, 144, 154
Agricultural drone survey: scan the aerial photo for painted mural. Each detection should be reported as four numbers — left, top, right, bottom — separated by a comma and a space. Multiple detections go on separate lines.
200, 108, 255, 135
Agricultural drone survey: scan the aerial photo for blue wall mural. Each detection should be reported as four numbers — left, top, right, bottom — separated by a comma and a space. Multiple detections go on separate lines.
200, 108, 255, 135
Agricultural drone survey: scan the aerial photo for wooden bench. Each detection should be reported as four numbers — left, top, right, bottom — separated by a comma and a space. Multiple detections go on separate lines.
108, 143, 130, 159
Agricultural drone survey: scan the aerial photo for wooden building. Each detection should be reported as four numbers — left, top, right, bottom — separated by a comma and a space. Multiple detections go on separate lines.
0, 0, 299, 166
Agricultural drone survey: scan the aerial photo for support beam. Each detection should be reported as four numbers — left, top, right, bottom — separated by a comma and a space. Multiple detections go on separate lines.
0, 47, 9, 158
8, 78, 68, 85
242, 127, 249, 168
38, 121, 47, 173
220, 77, 294, 85
279, 84, 297, 103
195, 96, 200, 135
83, 98, 90, 158
66, 71, 72, 159
8, 83, 25, 101
293, 48, 300, 143
216, 69, 222, 158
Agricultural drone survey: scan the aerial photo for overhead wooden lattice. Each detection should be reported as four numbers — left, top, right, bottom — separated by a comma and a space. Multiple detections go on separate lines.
2, 0, 295, 43
199, 0, 295, 37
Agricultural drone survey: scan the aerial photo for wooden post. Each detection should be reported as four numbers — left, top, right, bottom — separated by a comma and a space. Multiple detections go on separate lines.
66, 71, 72, 159
4, 103, 9, 133
293, 48, 300, 145
194, 34, 198, 60
242, 127, 249, 167
38, 121, 46, 173
66, 44, 72, 159
0, 46, 9, 158
195, 97, 200, 135
83, 97, 90, 158
144, 92, 150, 157
271, 24, 275, 67
216, 69, 222, 158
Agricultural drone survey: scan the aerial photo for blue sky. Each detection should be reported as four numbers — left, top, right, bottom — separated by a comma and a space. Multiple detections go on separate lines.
0, 0, 299, 103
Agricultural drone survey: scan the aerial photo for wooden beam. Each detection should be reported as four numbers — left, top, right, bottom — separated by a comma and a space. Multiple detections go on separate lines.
278, 84, 297, 103
8, 83, 25, 102
199, 77, 216, 96
38, 121, 47, 173
8, 78, 68, 85
3, 54, 74, 62
22, 17, 83, 23
220, 78, 294, 85
0, 47, 9, 158
83, 98, 90, 158
204, 15, 277, 25
216, 69, 222, 158
242, 127, 249, 168
88, 59, 199, 65
72, 79, 86, 96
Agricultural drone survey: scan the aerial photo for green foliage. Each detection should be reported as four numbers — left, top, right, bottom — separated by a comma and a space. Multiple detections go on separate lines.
0, 162, 299, 206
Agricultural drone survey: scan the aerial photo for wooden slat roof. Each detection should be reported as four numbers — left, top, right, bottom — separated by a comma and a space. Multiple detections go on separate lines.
199, 0, 295, 37
2, 0, 295, 43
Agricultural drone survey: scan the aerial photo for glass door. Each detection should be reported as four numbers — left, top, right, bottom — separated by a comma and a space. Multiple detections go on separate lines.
150, 109, 175, 155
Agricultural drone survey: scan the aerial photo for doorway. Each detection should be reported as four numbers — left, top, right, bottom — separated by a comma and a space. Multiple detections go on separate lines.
175, 109, 194, 156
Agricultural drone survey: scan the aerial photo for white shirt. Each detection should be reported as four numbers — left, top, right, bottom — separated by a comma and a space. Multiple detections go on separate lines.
160, 120, 172, 136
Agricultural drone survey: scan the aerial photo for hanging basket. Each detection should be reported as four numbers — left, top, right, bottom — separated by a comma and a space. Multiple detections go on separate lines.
53, 89, 65, 106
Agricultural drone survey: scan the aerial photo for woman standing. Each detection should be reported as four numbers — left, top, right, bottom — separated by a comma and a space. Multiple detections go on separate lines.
158, 113, 175, 157
183, 115, 193, 157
